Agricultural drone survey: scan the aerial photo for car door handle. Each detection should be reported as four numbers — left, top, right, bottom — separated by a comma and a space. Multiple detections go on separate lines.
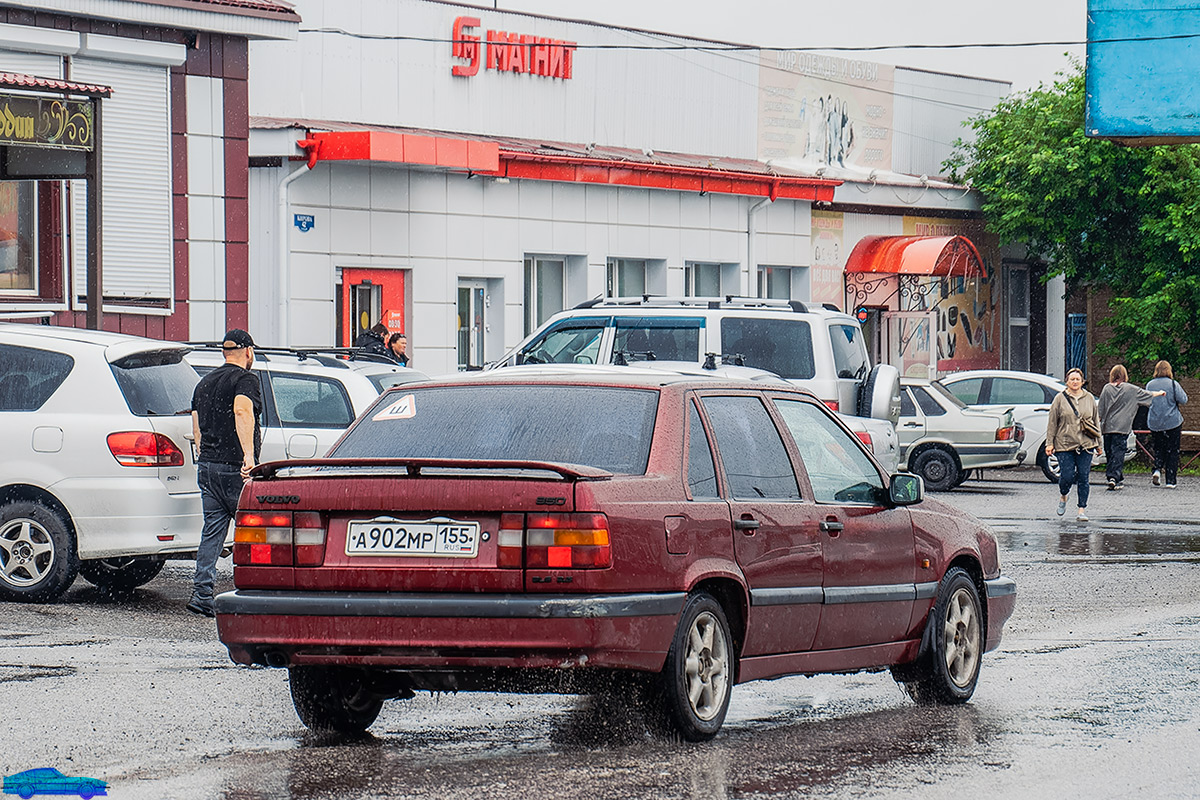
734, 518, 760, 532
819, 519, 844, 534
903, 422, 922, 427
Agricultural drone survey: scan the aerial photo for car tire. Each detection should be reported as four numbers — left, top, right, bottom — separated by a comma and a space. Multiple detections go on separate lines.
17, 787, 32, 800
911, 448, 960, 492
951, 468, 972, 488
893, 567, 983, 705
0, 501, 79, 603
857, 364, 902, 425
1037, 449, 1060, 483
289, 665, 384, 734
649, 592, 733, 742
79, 556, 165, 593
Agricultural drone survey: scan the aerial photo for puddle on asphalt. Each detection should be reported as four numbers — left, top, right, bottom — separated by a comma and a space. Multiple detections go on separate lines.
993, 525, 1200, 557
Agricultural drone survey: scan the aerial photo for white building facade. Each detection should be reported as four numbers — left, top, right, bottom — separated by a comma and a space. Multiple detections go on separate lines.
243, 0, 1065, 378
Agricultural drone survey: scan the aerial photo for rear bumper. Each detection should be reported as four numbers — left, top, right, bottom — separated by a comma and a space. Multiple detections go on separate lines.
51, 477, 203, 559
215, 589, 686, 672
984, 576, 1017, 652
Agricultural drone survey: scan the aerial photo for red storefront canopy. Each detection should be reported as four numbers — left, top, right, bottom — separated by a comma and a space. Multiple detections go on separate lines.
844, 235, 983, 277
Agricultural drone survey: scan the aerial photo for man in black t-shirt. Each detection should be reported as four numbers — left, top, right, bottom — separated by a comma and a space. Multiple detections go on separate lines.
187, 329, 262, 617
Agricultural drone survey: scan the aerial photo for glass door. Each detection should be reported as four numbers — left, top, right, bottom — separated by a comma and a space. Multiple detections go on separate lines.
883, 310, 938, 379
457, 281, 487, 370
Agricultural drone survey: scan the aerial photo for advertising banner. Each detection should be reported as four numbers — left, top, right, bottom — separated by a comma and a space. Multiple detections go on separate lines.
810, 209, 845, 306
757, 52, 894, 170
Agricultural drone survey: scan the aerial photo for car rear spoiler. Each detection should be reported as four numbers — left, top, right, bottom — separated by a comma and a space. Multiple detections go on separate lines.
250, 457, 614, 481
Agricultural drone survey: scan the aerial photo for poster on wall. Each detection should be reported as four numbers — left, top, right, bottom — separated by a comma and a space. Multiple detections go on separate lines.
810, 210, 845, 306
902, 216, 999, 371
757, 52, 895, 170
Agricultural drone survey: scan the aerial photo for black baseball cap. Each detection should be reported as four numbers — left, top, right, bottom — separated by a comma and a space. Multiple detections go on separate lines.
221, 329, 256, 350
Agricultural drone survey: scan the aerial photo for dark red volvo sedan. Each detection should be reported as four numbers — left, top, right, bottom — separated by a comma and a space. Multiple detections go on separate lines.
215, 370, 1016, 741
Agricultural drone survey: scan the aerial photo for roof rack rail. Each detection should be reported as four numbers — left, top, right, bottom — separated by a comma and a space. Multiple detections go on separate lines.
582, 295, 816, 313
185, 342, 398, 366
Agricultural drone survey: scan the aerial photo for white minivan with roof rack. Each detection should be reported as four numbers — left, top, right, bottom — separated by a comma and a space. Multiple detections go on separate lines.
0, 324, 203, 601
493, 296, 901, 424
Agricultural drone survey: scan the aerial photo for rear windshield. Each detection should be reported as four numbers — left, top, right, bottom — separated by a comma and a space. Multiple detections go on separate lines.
720, 318, 815, 379
333, 385, 659, 475
110, 350, 198, 416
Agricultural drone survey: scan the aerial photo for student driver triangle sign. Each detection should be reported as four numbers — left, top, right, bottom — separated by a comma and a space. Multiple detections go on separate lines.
374, 393, 416, 421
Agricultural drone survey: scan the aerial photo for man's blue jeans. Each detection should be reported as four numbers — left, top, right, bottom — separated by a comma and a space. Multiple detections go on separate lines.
1057, 448, 1093, 509
193, 461, 243, 603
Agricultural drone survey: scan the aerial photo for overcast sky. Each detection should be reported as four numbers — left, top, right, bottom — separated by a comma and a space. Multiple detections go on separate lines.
497, 0, 1087, 91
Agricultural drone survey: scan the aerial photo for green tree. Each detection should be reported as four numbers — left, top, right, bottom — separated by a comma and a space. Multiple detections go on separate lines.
945, 62, 1200, 376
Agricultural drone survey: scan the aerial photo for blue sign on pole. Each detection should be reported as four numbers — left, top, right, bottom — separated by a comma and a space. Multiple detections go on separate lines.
293, 213, 315, 232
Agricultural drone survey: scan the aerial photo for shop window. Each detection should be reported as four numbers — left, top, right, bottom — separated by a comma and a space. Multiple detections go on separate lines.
685, 262, 721, 297
607, 258, 646, 298
0, 181, 37, 294
524, 255, 566, 335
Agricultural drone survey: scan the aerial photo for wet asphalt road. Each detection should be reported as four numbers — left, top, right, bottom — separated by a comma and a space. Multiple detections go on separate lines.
4, 469, 1200, 799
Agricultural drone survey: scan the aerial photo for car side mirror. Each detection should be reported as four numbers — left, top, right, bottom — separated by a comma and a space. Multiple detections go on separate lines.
889, 472, 924, 505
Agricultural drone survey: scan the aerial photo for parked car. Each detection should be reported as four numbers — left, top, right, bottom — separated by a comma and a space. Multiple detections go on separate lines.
0, 324, 201, 601
214, 370, 1017, 741
898, 378, 1025, 491
3, 768, 107, 799
940, 369, 1136, 483
186, 346, 428, 462
492, 296, 902, 425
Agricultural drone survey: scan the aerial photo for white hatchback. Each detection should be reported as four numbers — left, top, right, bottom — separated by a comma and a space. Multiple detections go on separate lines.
0, 324, 203, 601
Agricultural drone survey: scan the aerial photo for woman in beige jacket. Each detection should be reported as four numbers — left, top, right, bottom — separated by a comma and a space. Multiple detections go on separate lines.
1044, 368, 1102, 521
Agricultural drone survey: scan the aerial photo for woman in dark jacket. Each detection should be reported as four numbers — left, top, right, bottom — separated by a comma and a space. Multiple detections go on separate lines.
1146, 360, 1189, 488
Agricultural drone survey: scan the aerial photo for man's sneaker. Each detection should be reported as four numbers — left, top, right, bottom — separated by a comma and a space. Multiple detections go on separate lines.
1077, 509, 1088, 522
1114, 483, 1124, 490
186, 597, 215, 618
1106, 479, 1116, 491
1153, 470, 1162, 486
1166, 483, 1178, 489
1056, 499, 1066, 516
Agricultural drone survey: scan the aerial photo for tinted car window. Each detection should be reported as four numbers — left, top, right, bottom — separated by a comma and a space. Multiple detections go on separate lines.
829, 324, 869, 379
335, 386, 658, 475
720, 318, 815, 379
613, 317, 703, 363
110, 350, 197, 416
946, 377, 983, 404
991, 377, 1051, 404
774, 399, 883, 504
270, 374, 354, 428
900, 389, 916, 417
910, 386, 946, 417
701, 395, 800, 500
0, 344, 74, 411
686, 401, 719, 499
519, 319, 606, 365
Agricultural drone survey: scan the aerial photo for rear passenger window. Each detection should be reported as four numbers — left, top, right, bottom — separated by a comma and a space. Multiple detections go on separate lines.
701, 395, 800, 500
990, 378, 1049, 404
946, 377, 983, 404
613, 317, 703, 363
910, 387, 946, 416
0, 344, 73, 411
686, 402, 719, 499
720, 318, 815, 379
900, 390, 916, 417
270, 374, 354, 428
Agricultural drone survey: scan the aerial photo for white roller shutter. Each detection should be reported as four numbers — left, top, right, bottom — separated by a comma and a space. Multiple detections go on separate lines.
0, 49, 62, 78
69, 57, 173, 302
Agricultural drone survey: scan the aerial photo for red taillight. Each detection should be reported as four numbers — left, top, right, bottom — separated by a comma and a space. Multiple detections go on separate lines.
106, 431, 185, 467
498, 513, 524, 569
823, 400, 840, 412
525, 513, 611, 569
854, 431, 873, 448
232, 510, 327, 566
995, 426, 1017, 441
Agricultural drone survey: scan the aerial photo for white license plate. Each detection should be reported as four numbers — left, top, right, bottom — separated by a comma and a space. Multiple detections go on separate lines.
345, 517, 480, 558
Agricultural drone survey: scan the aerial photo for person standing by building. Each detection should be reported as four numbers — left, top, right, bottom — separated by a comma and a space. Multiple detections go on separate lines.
387, 332, 410, 367
354, 322, 389, 358
1045, 367, 1102, 522
188, 329, 261, 617
1147, 360, 1189, 488
1097, 364, 1164, 491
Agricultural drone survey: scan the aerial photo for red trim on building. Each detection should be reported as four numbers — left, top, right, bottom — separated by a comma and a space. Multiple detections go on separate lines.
290, 128, 838, 202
